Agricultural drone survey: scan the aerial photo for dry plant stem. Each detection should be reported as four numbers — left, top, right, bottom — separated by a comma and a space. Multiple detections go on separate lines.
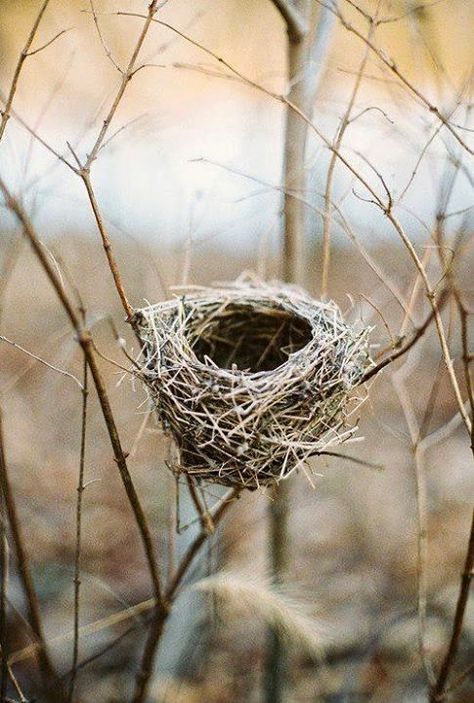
186, 476, 214, 534
266, 482, 290, 703
393, 353, 435, 685
131, 488, 240, 703
430, 288, 474, 700
0, 502, 8, 700
0, 177, 163, 610
68, 353, 89, 702
68, 1, 163, 320
0, 411, 65, 702
430, 510, 474, 702
80, 173, 133, 319
319, 1, 473, 156
85, 0, 160, 169
0, 0, 49, 141
0, 240, 59, 702
5, 662, 27, 703
266, 3, 318, 699
131, 609, 167, 703
321, 6, 377, 297
386, 219, 470, 434
166, 488, 240, 600
0, 334, 83, 388
363, 290, 448, 383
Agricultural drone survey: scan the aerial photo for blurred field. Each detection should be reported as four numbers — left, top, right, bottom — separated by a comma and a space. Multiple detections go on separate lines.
1, 1, 474, 702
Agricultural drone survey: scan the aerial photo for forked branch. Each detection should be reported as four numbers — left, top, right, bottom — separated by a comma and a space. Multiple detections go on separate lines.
0, 177, 164, 611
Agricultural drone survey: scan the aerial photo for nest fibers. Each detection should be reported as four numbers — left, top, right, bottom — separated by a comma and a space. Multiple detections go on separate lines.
133, 280, 372, 490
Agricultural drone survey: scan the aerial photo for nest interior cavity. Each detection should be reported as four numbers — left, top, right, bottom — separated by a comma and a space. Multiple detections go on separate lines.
133, 280, 372, 490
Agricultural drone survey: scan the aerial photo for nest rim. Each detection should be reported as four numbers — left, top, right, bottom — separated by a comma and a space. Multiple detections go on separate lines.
134, 281, 372, 490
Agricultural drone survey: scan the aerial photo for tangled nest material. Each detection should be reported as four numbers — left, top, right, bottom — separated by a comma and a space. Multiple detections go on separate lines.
133, 279, 372, 490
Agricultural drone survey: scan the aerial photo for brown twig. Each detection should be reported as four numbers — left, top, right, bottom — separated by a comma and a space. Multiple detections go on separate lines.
186, 476, 215, 535
0, 334, 83, 389
0, 411, 65, 701
80, 172, 133, 319
68, 345, 89, 702
131, 487, 240, 703
0, 0, 50, 142
363, 288, 449, 383
0, 177, 164, 610
317, 0, 473, 155
321, 1, 380, 297
429, 261, 474, 700
430, 509, 474, 702
60, 1, 165, 321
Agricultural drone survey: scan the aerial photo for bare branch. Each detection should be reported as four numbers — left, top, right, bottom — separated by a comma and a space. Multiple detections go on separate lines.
0, 334, 83, 389
132, 487, 240, 703
68, 337, 89, 702
321, 1, 379, 297
26, 27, 73, 57
0, 0, 50, 142
317, 0, 474, 155
0, 176, 164, 611
270, 0, 308, 43
87, 0, 123, 73
363, 289, 449, 383
0, 411, 65, 701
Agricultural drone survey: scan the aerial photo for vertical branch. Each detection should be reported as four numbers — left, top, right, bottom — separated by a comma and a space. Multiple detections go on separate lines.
0, 497, 8, 700
0, 226, 63, 699
281, 3, 312, 285
321, 3, 378, 298
429, 288, 474, 701
430, 509, 474, 702
131, 488, 240, 703
265, 481, 291, 703
68, 350, 89, 702
80, 173, 133, 320
266, 2, 330, 701
68, 0, 163, 320
0, 411, 65, 701
0, 0, 50, 141
0, 175, 163, 610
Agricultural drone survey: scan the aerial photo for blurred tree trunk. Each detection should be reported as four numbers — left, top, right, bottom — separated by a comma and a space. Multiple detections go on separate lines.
265, 2, 334, 701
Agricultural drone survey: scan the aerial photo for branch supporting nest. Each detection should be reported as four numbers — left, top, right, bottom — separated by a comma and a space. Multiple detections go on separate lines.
133, 279, 372, 489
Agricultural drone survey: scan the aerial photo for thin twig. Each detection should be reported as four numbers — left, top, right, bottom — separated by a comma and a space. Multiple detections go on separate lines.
131, 487, 240, 703
26, 27, 73, 57
0, 334, 83, 389
363, 288, 448, 383
0, 176, 164, 610
321, 1, 380, 297
68, 348, 89, 702
0, 0, 50, 142
0, 411, 65, 701
317, 0, 473, 155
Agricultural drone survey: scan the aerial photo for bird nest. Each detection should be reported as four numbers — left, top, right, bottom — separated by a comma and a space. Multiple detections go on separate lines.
133, 280, 372, 490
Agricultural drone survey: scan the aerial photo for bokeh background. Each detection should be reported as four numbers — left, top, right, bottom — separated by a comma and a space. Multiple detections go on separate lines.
1, 1, 474, 701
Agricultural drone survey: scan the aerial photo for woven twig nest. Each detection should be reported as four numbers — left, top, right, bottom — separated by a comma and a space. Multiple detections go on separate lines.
133, 279, 372, 489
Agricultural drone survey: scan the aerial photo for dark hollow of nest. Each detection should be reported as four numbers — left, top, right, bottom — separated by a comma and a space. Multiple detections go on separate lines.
192, 303, 313, 373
